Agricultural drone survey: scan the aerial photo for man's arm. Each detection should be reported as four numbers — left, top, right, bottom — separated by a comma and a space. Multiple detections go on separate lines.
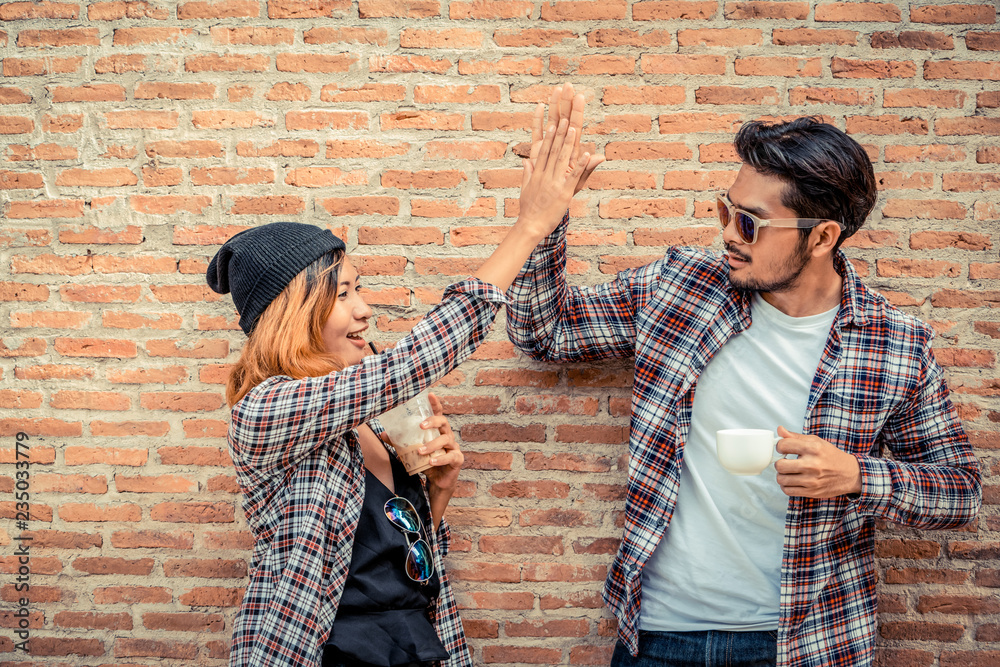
777, 343, 981, 529
506, 217, 646, 363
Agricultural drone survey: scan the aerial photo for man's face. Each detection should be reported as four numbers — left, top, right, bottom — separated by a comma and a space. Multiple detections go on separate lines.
722, 165, 812, 294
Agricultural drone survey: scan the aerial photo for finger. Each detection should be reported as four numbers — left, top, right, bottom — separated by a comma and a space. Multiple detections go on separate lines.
777, 425, 800, 438
573, 154, 604, 194
544, 118, 570, 177
536, 122, 558, 174
568, 92, 585, 157
557, 127, 579, 175
421, 416, 452, 437
430, 450, 463, 467
521, 158, 533, 190
418, 436, 447, 455
427, 392, 443, 416
529, 103, 544, 163
548, 84, 562, 124
559, 82, 574, 129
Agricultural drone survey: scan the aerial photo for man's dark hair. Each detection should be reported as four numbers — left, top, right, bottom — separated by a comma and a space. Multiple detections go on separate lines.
733, 117, 876, 249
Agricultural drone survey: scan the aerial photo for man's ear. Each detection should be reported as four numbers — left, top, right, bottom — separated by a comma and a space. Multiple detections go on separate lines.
810, 221, 842, 257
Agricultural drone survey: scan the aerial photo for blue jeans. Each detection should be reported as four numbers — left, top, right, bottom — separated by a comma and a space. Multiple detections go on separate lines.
611, 630, 777, 667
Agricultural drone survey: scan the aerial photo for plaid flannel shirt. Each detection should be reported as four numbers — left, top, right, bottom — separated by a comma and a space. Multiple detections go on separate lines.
226, 279, 506, 667
506, 218, 981, 667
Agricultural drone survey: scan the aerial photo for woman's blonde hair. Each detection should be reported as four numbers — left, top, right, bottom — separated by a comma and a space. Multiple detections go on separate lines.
226, 249, 347, 406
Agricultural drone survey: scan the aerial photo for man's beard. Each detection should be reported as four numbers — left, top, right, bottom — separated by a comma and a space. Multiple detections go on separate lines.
726, 234, 811, 293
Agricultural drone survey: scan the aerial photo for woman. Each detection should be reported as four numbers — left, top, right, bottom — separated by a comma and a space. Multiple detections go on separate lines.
208, 85, 603, 667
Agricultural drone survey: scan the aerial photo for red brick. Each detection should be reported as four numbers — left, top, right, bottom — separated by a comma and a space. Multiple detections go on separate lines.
588, 28, 673, 47
140, 392, 224, 412
151, 501, 235, 523
162, 558, 247, 578
267, 0, 349, 17
369, 54, 452, 73
276, 52, 357, 73
0, 418, 80, 436
603, 85, 684, 106
871, 30, 955, 50
540, 0, 626, 20
527, 450, 615, 471
59, 503, 142, 522
815, 2, 900, 21
925, 61, 1000, 81
359, 0, 439, 17
179, 0, 259, 17
49, 84, 125, 103
507, 618, 590, 637
321, 196, 399, 216
641, 54, 726, 75
450, 0, 531, 18
910, 231, 991, 250
520, 508, 600, 527
115, 638, 198, 659
104, 110, 177, 129
110, 529, 195, 549
3, 57, 82, 77
211, 26, 293, 44
772, 28, 857, 45
967, 32, 1000, 51
461, 423, 545, 443
658, 112, 742, 134
141, 611, 225, 633
697, 86, 779, 105
494, 28, 577, 47
400, 27, 481, 48
22, 637, 103, 657
846, 115, 928, 135
943, 172, 1000, 191
287, 110, 366, 130
229, 195, 304, 216
724, 1, 808, 19
679, 27, 762, 46
884, 144, 965, 163
320, 83, 404, 102
480, 535, 564, 555
304, 26, 388, 44
633, 1, 715, 20
882, 199, 966, 220
113, 26, 193, 45
0, 1, 79, 19
7, 143, 77, 161
54, 611, 133, 630
911, 4, 995, 24
43, 113, 84, 133
0, 169, 43, 189
50, 391, 130, 411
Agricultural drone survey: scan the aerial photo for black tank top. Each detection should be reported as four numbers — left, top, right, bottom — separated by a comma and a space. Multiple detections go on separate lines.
325, 454, 449, 666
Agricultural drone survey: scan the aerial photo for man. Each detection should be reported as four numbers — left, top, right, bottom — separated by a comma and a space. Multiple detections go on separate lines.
506, 113, 981, 667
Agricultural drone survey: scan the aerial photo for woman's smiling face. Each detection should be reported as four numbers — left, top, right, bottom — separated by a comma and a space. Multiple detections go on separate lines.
321, 257, 372, 366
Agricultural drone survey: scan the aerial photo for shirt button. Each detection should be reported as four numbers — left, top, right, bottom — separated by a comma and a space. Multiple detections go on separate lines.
656, 519, 665, 528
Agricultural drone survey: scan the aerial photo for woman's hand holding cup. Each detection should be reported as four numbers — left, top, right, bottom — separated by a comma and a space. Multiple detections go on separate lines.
418, 393, 464, 494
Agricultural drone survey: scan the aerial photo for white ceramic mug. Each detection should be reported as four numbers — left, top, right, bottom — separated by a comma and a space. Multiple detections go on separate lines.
715, 429, 782, 476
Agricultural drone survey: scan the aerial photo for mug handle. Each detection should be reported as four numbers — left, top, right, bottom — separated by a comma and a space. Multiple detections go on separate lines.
769, 434, 786, 464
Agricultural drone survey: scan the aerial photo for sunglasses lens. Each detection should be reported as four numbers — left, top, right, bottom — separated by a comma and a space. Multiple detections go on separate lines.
716, 198, 729, 228
406, 539, 434, 582
384, 497, 421, 533
735, 212, 756, 244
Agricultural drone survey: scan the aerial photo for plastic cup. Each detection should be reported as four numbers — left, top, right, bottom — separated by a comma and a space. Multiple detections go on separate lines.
377, 390, 440, 475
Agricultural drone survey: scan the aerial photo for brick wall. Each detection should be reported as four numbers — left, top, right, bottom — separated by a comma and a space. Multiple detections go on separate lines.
1, 0, 998, 664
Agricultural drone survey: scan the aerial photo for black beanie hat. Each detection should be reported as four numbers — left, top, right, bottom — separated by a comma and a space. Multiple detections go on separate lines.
206, 222, 346, 335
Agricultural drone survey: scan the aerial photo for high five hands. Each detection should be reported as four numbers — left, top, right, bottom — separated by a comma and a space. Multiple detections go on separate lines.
516, 83, 605, 239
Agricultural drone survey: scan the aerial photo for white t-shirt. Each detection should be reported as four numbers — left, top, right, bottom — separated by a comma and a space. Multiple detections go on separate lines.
639, 293, 838, 632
